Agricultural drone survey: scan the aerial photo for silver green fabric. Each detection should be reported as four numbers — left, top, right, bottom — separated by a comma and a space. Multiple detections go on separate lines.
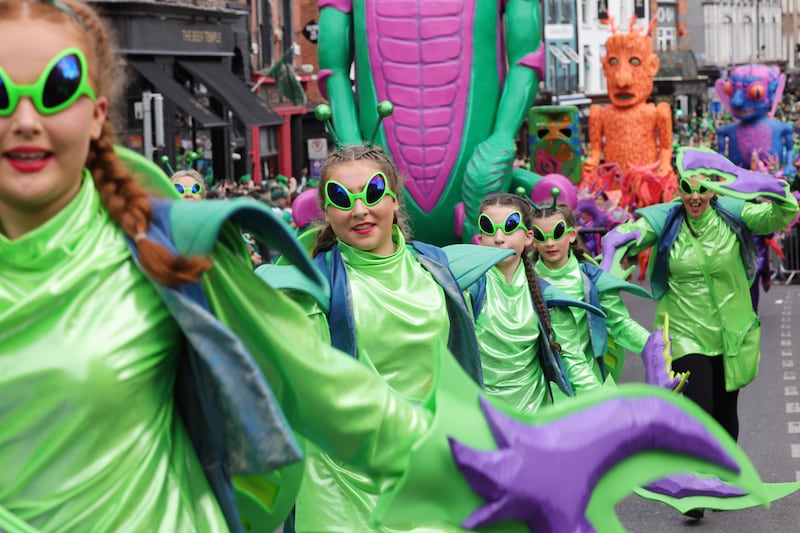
294, 231, 460, 532
535, 255, 602, 392
475, 263, 549, 413
0, 175, 227, 532
619, 197, 799, 390
534, 254, 649, 393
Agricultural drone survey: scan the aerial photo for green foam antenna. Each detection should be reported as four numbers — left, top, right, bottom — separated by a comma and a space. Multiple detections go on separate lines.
314, 104, 343, 151
315, 101, 395, 151
160, 155, 175, 176
367, 101, 394, 146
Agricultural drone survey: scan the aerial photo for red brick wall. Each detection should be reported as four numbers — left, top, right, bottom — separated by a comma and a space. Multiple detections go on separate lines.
294, 0, 324, 104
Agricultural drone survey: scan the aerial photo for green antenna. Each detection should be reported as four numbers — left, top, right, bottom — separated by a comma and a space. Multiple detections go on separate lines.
160, 155, 175, 176
314, 104, 343, 150
367, 101, 394, 146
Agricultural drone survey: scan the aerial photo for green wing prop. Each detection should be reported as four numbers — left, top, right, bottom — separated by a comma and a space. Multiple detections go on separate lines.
441, 244, 515, 291
118, 146, 310, 533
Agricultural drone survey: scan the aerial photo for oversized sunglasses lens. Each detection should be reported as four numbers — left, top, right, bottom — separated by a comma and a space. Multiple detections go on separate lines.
478, 214, 497, 235
191, 183, 202, 194
680, 179, 707, 195
0, 76, 8, 111
175, 184, 186, 194
326, 182, 352, 209
365, 174, 388, 205
552, 220, 567, 240
42, 54, 83, 110
532, 227, 546, 241
504, 212, 522, 233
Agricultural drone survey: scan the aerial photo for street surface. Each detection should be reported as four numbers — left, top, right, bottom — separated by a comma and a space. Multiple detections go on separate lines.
615, 277, 800, 532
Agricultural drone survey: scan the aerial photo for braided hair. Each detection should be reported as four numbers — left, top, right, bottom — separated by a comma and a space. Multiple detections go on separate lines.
4, 0, 211, 285
312, 144, 411, 257
478, 193, 561, 352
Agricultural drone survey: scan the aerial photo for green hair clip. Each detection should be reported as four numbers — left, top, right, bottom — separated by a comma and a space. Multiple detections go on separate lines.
314, 100, 394, 151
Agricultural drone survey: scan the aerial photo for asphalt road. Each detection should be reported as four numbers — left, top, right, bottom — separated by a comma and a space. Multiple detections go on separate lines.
614, 278, 800, 532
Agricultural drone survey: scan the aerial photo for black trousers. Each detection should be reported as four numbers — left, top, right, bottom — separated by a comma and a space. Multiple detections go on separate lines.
672, 353, 740, 441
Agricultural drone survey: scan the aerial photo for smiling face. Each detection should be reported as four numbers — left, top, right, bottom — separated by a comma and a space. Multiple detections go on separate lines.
0, 17, 107, 237
602, 33, 659, 108
677, 174, 714, 218
531, 213, 577, 270
323, 160, 399, 256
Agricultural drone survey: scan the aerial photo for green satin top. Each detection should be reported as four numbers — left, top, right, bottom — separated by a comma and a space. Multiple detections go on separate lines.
0, 174, 227, 532
534, 254, 649, 393
295, 229, 459, 532
534, 255, 602, 392
475, 262, 549, 413
343, 230, 449, 401
622, 198, 799, 360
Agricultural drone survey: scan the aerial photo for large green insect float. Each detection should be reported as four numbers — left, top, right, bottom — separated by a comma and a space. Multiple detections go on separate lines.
316, 0, 545, 244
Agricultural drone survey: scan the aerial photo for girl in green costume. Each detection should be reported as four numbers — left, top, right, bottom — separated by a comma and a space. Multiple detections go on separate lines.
604, 154, 800, 441
0, 5, 785, 532
530, 202, 652, 394
473, 193, 571, 413
0, 2, 430, 531
292, 145, 471, 532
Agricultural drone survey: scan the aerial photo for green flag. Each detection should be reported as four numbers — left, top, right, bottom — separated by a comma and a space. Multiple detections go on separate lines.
266, 52, 307, 107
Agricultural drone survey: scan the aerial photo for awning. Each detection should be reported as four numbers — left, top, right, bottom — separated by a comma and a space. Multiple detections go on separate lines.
548, 44, 571, 65
178, 60, 283, 127
127, 59, 227, 128
554, 94, 593, 106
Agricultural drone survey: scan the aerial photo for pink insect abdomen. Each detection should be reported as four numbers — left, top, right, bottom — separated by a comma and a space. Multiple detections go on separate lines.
366, 0, 475, 212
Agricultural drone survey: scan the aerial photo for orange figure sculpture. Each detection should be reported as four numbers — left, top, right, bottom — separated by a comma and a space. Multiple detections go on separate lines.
583, 17, 674, 203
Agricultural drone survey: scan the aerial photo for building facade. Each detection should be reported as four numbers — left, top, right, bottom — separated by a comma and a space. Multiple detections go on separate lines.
701, 0, 784, 68
88, 0, 284, 184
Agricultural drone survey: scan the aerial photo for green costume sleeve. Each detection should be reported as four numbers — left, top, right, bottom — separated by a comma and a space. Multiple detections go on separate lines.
740, 194, 800, 234
599, 290, 649, 355
201, 238, 430, 474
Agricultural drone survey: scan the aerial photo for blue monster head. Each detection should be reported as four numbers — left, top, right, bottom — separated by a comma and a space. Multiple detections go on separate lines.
715, 64, 785, 123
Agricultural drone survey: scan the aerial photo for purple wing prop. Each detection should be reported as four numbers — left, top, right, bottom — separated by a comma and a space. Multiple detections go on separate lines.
449, 396, 738, 533
645, 473, 746, 499
599, 228, 640, 273
679, 148, 789, 200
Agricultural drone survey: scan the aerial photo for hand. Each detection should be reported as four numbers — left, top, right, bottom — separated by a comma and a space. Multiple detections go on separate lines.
642, 315, 690, 393
599, 228, 640, 273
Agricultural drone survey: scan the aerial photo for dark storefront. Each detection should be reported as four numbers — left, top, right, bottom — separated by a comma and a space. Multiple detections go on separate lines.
653, 50, 709, 117
91, 1, 281, 184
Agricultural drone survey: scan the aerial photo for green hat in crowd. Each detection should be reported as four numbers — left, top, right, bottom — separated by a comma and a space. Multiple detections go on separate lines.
271, 188, 289, 200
